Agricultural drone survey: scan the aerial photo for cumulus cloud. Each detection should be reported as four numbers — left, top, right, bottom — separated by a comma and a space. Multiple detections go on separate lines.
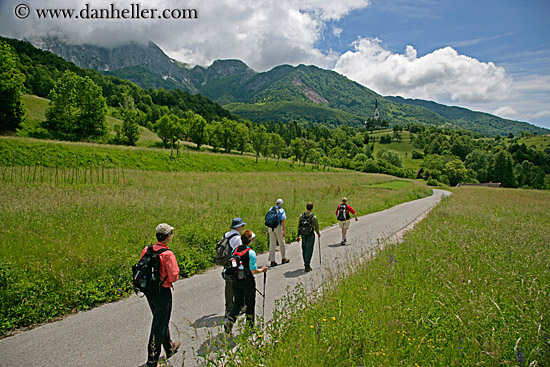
334, 37, 515, 104
0, 0, 370, 70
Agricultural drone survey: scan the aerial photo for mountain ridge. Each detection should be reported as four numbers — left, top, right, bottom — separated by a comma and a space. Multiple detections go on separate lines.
29, 38, 550, 136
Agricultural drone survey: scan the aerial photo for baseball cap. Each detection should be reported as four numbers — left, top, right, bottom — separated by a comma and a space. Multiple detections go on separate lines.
156, 223, 174, 235
342, 197, 348, 202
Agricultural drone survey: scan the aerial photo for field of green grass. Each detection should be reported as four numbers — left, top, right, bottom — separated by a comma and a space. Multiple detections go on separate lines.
370, 130, 418, 170
518, 134, 550, 151
0, 145, 431, 334
0, 136, 323, 174
217, 187, 550, 366
21, 94, 48, 122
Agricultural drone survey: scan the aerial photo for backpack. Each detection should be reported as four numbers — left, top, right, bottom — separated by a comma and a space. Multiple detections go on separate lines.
132, 246, 169, 296
298, 212, 314, 236
214, 232, 239, 266
336, 204, 348, 221
265, 206, 281, 229
222, 247, 251, 281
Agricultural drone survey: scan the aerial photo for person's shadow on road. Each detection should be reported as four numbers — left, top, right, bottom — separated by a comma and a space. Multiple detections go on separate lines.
192, 314, 224, 328
283, 269, 305, 278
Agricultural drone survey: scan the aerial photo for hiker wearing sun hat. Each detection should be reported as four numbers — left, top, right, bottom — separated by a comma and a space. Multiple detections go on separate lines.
222, 217, 246, 317
140, 223, 180, 367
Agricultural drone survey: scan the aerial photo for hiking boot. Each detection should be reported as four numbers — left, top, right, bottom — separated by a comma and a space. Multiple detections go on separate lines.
340, 240, 345, 246
165, 341, 180, 359
305, 266, 312, 273
270, 261, 278, 267
282, 258, 290, 264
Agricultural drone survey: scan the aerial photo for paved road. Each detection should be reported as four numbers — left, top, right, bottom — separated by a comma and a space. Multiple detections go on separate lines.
0, 189, 450, 367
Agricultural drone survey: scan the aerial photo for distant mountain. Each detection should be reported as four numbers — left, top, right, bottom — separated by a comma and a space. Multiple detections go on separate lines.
30, 38, 550, 136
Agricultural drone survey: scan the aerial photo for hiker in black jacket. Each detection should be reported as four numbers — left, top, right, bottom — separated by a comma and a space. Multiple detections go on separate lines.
296, 202, 321, 272
222, 218, 246, 318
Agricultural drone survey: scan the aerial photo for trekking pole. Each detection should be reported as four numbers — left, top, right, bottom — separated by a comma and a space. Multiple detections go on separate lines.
262, 272, 267, 325
319, 236, 322, 265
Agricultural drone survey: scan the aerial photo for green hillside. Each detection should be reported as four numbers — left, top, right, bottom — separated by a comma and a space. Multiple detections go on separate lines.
225, 100, 364, 127
186, 62, 548, 137
386, 96, 548, 137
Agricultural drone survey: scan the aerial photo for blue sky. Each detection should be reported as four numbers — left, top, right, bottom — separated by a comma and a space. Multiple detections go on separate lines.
321, 0, 549, 75
1, 0, 549, 129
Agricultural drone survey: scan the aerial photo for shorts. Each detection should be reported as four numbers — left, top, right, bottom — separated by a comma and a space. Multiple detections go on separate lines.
339, 220, 350, 229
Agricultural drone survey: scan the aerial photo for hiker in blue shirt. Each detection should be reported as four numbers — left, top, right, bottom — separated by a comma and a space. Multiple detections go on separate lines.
267, 198, 290, 267
224, 229, 268, 333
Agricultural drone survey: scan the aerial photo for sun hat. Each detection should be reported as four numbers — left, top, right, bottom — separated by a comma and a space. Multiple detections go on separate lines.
241, 229, 255, 245
230, 217, 246, 229
276, 198, 284, 205
156, 223, 174, 235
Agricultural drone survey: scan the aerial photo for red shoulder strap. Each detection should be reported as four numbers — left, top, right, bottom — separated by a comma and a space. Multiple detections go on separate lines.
234, 247, 251, 257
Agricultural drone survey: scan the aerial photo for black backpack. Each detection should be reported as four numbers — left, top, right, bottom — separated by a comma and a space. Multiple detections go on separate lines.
298, 212, 314, 236
336, 204, 348, 221
265, 206, 281, 229
132, 246, 169, 296
214, 232, 239, 266
222, 247, 251, 281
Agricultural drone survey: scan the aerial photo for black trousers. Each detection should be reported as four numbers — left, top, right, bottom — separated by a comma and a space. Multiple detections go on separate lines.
301, 234, 315, 267
228, 276, 256, 328
146, 287, 173, 366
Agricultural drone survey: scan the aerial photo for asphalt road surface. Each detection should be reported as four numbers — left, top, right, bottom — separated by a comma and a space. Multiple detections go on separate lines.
0, 189, 450, 367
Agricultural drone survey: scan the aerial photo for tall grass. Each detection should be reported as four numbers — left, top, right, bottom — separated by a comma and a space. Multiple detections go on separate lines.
0, 169, 430, 334
219, 187, 550, 366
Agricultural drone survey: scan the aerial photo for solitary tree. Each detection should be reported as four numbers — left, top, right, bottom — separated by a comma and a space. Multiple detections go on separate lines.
114, 109, 141, 146
156, 114, 187, 157
234, 122, 250, 154
269, 133, 286, 164
251, 126, 268, 163
188, 113, 208, 149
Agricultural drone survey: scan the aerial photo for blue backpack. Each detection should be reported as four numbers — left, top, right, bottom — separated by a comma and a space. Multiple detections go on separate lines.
265, 206, 281, 229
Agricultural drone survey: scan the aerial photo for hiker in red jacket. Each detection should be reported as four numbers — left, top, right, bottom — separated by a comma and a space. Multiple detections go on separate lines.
335, 197, 358, 245
141, 223, 180, 367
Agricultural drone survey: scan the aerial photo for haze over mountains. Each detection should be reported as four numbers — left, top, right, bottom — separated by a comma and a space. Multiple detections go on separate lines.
32, 38, 550, 137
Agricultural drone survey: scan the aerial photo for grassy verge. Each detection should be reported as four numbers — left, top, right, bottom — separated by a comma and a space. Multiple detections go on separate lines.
0, 168, 430, 334
219, 187, 550, 366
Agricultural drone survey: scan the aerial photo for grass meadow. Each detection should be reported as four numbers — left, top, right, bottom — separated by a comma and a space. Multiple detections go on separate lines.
0, 164, 431, 334
215, 187, 550, 366
0, 136, 329, 174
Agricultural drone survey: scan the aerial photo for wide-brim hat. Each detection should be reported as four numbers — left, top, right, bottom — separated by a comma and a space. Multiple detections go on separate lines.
230, 217, 246, 229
